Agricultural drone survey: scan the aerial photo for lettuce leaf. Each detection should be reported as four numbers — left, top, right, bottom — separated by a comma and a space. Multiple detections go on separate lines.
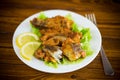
65, 14, 72, 20
45, 62, 58, 68
80, 28, 93, 56
81, 28, 92, 43
61, 57, 83, 65
38, 12, 47, 20
72, 23, 83, 32
66, 14, 83, 32
44, 57, 83, 68
30, 12, 47, 37
30, 23, 41, 37
81, 42, 93, 56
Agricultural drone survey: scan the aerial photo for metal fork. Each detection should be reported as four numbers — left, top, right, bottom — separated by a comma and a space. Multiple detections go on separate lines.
85, 13, 114, 76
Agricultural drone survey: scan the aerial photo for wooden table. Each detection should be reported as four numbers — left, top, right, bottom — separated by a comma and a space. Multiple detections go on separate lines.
0, 0, 120, 80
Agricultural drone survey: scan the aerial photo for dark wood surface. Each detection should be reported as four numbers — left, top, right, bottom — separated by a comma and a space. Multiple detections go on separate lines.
0, 0, 120, 80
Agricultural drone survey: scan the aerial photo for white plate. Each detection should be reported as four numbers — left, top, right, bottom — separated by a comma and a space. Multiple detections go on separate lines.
12, 10, 102, 73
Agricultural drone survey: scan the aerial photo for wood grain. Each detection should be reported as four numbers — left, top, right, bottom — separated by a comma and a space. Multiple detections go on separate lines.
0, 0, 120, 80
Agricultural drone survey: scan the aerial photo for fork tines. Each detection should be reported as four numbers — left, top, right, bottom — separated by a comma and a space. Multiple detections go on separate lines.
85, 13, 97, 25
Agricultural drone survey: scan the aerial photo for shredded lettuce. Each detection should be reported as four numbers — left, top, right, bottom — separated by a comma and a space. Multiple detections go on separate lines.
81, 28, 92, 43
66, 14, 72, 20
66, 14, 83, 32
45, 62, 58, 68
30, 12, 48, 37
81, 42, 93, 56
38, 12, 47, 20
80, 28, 93, 56
72, 23, 83, 32
30, 23, 41, 37
61, 57, 84, 65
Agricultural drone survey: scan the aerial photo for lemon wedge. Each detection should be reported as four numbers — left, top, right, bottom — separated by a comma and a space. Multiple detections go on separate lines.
20, 42, 41, 60
16, 32, 39, 48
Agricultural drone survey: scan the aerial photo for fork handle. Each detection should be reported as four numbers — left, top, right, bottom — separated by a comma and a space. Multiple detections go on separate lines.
100, 46, 114, 76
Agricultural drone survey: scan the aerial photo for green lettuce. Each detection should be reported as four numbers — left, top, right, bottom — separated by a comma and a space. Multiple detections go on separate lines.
81, 42, 93, 56
45, 62, 58, 68
81, 28, 92, 43
61, 57, 84, 65
80, 28, 93, 56
72, 23, 83, 32
30, 12, 47, 37
30, 23, 41, 37
38, 12, 47, 20
66, 14, 72, 20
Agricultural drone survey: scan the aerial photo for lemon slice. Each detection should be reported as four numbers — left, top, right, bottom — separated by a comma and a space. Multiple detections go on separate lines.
16, 32, 39, 48
20, 42, 41, 60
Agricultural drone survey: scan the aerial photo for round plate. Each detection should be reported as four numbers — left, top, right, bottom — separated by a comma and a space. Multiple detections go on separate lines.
12, 10, 102, 73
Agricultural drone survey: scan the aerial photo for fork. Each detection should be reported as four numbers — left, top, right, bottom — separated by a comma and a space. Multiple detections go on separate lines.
85, 13, 114, 76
